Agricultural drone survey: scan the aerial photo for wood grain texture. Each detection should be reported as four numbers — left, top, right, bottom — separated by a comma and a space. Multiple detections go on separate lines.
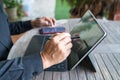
35, 19, 120, 80
9, 19, 120, 80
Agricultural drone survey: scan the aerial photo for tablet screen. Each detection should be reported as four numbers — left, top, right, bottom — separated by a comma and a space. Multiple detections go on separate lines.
68, 10, 106, 69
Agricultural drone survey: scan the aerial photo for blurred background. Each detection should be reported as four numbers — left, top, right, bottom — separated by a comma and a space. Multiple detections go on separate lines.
2, 0, 120, 21
2, 0, 120, 43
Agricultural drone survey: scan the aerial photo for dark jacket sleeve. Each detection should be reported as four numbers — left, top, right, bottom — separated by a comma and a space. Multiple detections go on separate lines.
9, 21, 33, 35
0, 53, 43, 80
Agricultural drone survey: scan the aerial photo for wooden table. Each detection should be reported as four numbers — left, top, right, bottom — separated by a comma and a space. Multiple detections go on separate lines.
8, 19, 120, 80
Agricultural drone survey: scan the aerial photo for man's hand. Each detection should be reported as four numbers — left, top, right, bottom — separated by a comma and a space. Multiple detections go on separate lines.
31, 17, 56, 28
41, 33, 72, 69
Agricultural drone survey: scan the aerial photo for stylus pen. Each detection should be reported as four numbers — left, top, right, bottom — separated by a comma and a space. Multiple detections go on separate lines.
48, 36, 80, 40
71, 36, 80, 40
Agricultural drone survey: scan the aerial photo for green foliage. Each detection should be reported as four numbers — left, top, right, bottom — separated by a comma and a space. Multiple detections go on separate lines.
17, 1, 24, 18
3, 0, 23, 19
55, 0, 70, 20
3, 0, 22, 8
62, 0, 91, 7
62, 0, 107, 18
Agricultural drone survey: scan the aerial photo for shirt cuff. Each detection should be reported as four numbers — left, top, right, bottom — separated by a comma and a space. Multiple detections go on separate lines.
22, 53, 43, 76
23, 20, 33, 30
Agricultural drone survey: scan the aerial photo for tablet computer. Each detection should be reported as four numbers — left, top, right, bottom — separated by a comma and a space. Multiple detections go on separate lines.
68, 10, 107, 70
24, 10, 106, 71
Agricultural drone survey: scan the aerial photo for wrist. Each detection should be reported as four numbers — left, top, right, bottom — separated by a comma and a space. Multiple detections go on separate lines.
41, 52, 53, 69
31, 18, 41, 28
31, 20, 36, 28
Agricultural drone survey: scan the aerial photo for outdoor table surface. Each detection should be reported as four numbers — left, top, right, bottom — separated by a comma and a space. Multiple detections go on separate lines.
8, 19, 120, 80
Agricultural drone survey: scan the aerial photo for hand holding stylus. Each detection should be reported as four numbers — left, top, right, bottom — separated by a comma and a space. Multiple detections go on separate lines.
41, 32, 72, 69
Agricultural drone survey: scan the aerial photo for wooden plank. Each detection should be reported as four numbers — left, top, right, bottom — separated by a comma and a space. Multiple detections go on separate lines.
101, 22, 117, 44
101, 37, 111, 44
35, 20, 120, 80
44, 71, 53, 80
91, 54, 104, 80
69, 69, 79, 80
53, 72, 61, 80
109, 22, 120, 34
104, 22, 120, 44
61, 71, 70, 80
94, 54, 112, 80
11, 33, 25, 44
113, 53, 120, 64
98, 21, 120, 44
76, 66, 87, 80
99, 22, 109, 33
111, 22, 120, 43
101, 54, 119, 80
114, 53, 120, 78
35, 72, 44, 80
85, 68, 95, 80
107, 54, 120, 77
93, 44, 120, 54
105, 23, 114, 33
114, 22, 120, 34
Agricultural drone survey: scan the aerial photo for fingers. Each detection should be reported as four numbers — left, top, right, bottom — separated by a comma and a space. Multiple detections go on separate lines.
59, 35, 72, 51
60, 36, 72, 45
32, 17, 56, 28
41, 32, 72, 69
65, 42, 72, 50
52, 33, 71, 42
40, 20, 50, 26
51, 32, 72, 51
51, 18, 56, 26
44, 17, 56, 26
